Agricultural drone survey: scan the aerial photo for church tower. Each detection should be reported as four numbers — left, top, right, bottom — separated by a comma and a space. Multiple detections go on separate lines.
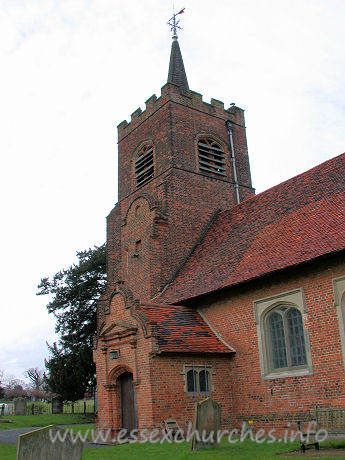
94, 15, 345, 438
106, 35, 254, 304
94, 25, 254, 436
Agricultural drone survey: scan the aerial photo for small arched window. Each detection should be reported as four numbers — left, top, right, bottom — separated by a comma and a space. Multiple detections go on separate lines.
267, 306, 307, 371
186, 370, 197, 393
333, 276, 345, 369
186, 367, 211, 395
199, 370, 210, 393
135, 144, 154, 188
197, 138, 225, 176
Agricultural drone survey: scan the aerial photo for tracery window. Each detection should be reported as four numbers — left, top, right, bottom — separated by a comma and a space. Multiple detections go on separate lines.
254, 288, 313, 379
135, 145, 154, 187
267, 306, 307, 370
197, 138, 226, 176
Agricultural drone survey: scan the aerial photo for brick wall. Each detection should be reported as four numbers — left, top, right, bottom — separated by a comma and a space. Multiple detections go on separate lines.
95, 80, 257, 436
94, 291, 234, 435
150, 355, 232, 431
188, 255, 345, 428
94, 293, 156, 435
105, 82, 254, 303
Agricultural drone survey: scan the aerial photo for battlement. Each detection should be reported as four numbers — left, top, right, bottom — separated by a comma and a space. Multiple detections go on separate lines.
117, 83, 245, 141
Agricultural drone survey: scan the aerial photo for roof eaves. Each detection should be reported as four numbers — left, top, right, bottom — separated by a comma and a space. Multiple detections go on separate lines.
172, 247, 345, 305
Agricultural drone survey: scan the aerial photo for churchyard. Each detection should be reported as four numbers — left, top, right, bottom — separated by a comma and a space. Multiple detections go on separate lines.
1, 413, 345, 459
0, 399, 94, 416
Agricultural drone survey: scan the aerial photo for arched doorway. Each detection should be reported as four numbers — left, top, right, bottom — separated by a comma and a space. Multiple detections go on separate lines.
118, 372, 138, 434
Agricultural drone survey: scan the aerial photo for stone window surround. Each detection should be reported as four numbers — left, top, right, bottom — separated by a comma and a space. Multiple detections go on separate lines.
181, 364, 214, 395
333, 275, 345, 368
253, 287, 313, 380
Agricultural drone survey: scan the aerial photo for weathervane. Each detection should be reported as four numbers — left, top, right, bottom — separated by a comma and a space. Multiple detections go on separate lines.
167, 7, 185, 39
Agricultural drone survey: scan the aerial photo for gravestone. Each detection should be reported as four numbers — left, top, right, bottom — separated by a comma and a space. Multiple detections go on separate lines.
52, 396, 63, 414
191, 397, 221, 450
17, 425, 83, 460
14, 397, 27, 415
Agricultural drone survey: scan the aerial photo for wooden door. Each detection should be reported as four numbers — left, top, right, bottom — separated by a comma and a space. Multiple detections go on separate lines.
119, 372, 137, 434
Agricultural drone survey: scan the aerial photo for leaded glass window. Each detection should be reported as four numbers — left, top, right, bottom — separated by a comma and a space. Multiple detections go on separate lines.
287, 308, 307, 366
185, 367, 212, 395
267, 306, 307, 371
269, 312, 287, 368
186, 370, 197, 393
199, 370, 210, 393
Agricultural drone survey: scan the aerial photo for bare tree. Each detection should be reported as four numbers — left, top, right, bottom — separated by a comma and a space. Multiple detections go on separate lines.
4, 378, 27, 399
24, 368, 44, 391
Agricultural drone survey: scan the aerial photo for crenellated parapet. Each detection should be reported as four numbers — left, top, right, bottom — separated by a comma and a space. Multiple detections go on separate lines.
117, 82, 245, 141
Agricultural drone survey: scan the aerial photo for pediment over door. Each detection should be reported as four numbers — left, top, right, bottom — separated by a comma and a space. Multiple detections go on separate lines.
99, 320, 138, 342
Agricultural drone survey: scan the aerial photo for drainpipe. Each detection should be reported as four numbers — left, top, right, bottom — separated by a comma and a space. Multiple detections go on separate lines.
226, 120, 240, 204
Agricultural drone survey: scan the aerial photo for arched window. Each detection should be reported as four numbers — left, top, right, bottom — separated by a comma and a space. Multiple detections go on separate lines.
197, 138, 225, 176
333, 276, 345, 369
199, 370, 210, 393
267, 306, 307, 371
135, 145, 154, 188
186, 370, 197, 393
185, 367, 211, 395
254, 288, 312, 379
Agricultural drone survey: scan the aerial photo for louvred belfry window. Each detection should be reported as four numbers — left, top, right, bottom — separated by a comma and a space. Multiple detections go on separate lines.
135, 145, 154, 187
198, 138, 226, 175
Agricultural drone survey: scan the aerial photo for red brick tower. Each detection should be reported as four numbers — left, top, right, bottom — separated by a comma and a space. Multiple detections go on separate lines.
106, 37, 254, 304
94, 35, 254, 436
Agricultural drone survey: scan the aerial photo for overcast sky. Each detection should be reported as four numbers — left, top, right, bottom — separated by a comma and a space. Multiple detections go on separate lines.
1, 0, 344, 383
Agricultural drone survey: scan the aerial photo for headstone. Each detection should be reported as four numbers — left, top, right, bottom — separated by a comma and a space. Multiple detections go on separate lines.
191, 397, 221, 450
17, 425, 83, 460
52, 396, 63, 414
14, 397, 27, 415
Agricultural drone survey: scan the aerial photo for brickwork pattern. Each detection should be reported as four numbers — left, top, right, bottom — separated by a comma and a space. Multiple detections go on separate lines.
192, 257, 345, 429
94, 63, 345, 437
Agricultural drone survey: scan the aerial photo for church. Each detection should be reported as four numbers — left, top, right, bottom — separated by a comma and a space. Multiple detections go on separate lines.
93, 30, 345, 437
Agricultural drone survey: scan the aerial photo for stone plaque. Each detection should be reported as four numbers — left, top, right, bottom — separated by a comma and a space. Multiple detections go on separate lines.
191, 397, 221, 450
52, 396, 63, 414
14, 397, 27, 416
17, 425, 83, 460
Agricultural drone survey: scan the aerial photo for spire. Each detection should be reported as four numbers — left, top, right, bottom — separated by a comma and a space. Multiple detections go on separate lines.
168, 38, 190, 94
167, 7, 189, 95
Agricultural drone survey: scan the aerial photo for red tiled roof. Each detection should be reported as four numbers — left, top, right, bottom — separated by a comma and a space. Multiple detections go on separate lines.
139, 304, 234, 354
160, 153, 345, 303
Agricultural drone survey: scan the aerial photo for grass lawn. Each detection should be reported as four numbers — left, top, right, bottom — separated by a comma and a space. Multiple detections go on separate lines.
0, 413, 94, 431
83, 439, 303, 459
2, 437, 345, 459
82, 439, 345, 460
1, 418, 345, 459
0, 444, 16, 460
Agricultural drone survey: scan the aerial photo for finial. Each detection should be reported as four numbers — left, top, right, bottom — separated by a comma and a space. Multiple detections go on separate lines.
167, 7, 185, 40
